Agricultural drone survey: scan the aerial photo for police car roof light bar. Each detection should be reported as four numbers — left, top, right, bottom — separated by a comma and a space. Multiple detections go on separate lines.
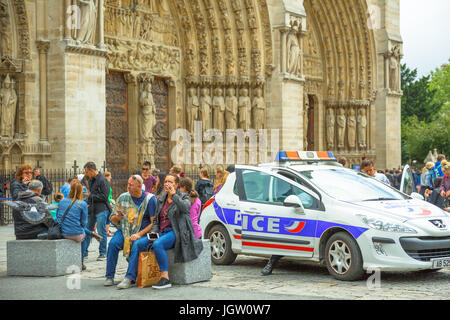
275, 151, 336, 162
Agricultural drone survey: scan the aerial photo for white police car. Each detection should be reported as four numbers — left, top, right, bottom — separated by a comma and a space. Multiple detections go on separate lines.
199, 151, 450, 281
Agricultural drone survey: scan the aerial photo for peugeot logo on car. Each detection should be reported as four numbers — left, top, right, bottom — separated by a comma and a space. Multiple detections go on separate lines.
429, 219, 447, 229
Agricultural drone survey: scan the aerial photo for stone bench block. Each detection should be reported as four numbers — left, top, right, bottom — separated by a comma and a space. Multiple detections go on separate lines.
7, 239, 82, 277
167, 240, 212, 285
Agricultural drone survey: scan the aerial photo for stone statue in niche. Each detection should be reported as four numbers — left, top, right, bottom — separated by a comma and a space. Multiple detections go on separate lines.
75, 0, 97, 43
200, 88, 212, 131
224, 88, 237, 130
212, 88, 226, 132
347, 108, 356, 150
326, 108, 335, 149
287, 32, 301, 76
187, 87, 199, 132
336, 107, 346, 149
0, 12, 11, 57
139, 83, 156, 142
238, 88, 251, 131
0, 74, 17, 138
389, 55, 399, 91
357, 108, 367, 149
252, 88, 265, 130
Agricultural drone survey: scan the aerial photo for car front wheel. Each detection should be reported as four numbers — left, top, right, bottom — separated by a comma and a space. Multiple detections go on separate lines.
208, 224, 237, 265
325, 232, 364, 281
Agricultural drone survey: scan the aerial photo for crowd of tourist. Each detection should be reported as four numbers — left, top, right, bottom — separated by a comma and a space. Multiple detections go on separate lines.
6, 153, 449, 286
7, 161, 230, 290
337, 154, 449, 212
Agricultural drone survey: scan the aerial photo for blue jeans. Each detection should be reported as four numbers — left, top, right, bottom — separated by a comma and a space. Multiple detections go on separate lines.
84, 209, 109, 257
152, 228, 176, 272
105, 229, 151, 282
81, 228, 92, 260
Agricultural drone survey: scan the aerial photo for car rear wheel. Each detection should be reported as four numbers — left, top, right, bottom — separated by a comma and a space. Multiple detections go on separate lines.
208, 224, 237, 265
325, 232, 364, 281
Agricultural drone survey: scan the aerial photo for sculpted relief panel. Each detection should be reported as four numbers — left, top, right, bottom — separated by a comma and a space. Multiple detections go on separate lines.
105, 0, 181, 78
106, 39, 180, 76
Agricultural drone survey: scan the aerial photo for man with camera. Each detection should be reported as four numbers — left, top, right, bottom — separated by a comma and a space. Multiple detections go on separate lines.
104, 175, 157, 289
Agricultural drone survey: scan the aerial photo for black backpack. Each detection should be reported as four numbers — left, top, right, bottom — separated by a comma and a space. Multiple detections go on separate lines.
199, 181, 214, 205
42, 176, 53, 195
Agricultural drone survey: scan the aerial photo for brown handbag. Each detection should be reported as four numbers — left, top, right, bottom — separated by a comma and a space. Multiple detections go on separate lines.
137, 251, 161, 288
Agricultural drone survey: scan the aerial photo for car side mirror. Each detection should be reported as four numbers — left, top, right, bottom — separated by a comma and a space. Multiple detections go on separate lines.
284, 195, 305, 213
410, 192, 424, 201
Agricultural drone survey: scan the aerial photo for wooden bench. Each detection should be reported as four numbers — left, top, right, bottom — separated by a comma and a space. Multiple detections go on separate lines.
166, 239, 212, 285
7, 239, 82, 277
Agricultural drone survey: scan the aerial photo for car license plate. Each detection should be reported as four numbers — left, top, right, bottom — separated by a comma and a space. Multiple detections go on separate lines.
431, 257, 450, 269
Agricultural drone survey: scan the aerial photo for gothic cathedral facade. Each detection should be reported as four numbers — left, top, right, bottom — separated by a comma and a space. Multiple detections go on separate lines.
0, 0, 403, 172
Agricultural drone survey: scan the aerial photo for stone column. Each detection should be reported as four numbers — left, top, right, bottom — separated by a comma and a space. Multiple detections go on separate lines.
36, 40, 50, 141
373, 0, 403, 169
125, 72, 138, 169
280, 27, 289, 75
97, 0, 104, 47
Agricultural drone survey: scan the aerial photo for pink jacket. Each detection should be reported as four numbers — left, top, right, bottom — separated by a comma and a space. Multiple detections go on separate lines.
190, 197, 202, 239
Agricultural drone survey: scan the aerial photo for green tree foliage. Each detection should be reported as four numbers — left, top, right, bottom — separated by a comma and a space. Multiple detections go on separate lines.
402, 104, 450, 163
400, 64, 438, 122
401, 62, 450, 164
429, 60, 450, 109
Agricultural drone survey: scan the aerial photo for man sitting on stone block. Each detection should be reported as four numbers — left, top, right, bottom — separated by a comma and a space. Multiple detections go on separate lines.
104, 175, 157, 289
11, 180, 56, 240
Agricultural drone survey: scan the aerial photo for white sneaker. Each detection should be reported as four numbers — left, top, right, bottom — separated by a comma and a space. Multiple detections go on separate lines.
104, 278, 114, 287
117, 278, 135, 289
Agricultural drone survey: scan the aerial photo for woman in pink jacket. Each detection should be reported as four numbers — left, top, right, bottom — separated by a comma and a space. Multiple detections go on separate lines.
179, 177, 202, 239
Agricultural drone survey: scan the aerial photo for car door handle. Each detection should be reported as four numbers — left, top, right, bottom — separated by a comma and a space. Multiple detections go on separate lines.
244, 209, 261, 214
226, 202, 237, 206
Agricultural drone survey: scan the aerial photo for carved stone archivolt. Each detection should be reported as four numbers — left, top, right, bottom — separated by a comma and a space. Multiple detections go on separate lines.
304, 0, 376, 103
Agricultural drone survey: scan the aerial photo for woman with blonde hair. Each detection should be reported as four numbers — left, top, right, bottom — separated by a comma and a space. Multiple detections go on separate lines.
213, 166, 229, 194
170, 165, 184, 178
420, 162, 436, 196
56, 180, 102, 270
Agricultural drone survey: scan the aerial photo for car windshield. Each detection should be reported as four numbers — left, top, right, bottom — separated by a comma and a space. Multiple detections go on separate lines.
297, 168, 410, 202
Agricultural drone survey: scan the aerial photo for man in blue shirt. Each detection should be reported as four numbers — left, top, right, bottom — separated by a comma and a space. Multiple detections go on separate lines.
104, 175, 157, 289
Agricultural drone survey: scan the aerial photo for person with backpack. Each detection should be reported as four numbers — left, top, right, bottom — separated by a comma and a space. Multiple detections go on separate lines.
434, 154, 446, 178
195, 168, 214, 207
180, 177, 202, 239
33, 168, 53, 199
